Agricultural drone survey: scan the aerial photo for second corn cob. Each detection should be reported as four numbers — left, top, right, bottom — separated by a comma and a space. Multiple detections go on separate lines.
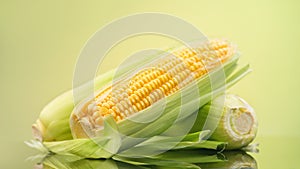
191, 94, 258, 149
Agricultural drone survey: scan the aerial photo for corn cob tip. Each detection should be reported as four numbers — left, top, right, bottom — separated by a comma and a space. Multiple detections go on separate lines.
211, 94, 258, 149
70, 99, 99, 139
70, 113, 89, 139
32, 119, 45, 142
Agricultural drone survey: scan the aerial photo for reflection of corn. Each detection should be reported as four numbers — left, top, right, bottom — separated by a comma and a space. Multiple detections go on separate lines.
72, 39, 235, 131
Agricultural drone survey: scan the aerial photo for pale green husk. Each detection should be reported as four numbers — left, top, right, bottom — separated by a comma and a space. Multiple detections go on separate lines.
28, 127, 224, 159
28, 66, 252, 159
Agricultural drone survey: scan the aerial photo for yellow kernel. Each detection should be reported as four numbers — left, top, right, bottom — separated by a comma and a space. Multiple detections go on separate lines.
149, 94, 157, 102
150, 81, 157, 89
128, 107, 135, 114
135, 102, 143, 111
145, 84, 153, 91
108, 109, 116, 117
190, 65, 196, 71
129, 96, 135, 104
127, 88, 134, 95
133, 94, 140, 101
139, 100, 146, 109
134, 90, 143, 99
137, 88, 146, 98
124, 110, 130, 116
113, 95, 121, 101
107, 101, 115, 107
166, 82, 173, 90
142, 77, 149, 84
152, 79, 160, 87
133, 105, 139, 112
131, 85, 137, 91
112, 106, 120, 114
143, 98, 150, 107
158, 76, 165, 83
116, 103, 125, 112
142, 87, 149, 95
153, 71, 160, 77
102, 103, 110, 109
116, 116, 121, 121
120, 100, 129, 109
135, 82, 142, 89
153, 90, 161, 100
169, 79, 176, 87
120, 112, 125, 118
162, 84, 170, 93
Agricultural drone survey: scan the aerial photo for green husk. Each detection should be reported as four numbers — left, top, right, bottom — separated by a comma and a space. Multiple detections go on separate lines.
115, 131, 225, 157
174, 140, 227, 151
28, 129, 223, 159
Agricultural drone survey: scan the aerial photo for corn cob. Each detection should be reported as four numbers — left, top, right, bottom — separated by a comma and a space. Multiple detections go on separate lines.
70, 39, 236, 138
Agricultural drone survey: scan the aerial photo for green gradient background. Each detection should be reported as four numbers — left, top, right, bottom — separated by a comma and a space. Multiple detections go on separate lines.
1, 1, 299, 168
